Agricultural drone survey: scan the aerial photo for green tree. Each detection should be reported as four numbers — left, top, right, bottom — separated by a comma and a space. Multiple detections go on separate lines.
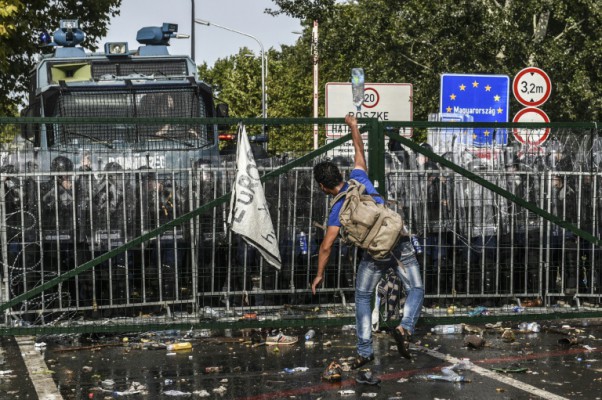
0, 0, 121, 116
270, 0, 601, 121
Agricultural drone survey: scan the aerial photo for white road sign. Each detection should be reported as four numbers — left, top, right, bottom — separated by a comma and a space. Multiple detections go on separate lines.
512, 107, 551, 146
512, 67, 552, 107
325, 83, 413, 137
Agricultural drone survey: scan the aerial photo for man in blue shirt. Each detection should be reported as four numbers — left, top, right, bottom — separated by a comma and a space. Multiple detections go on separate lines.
312, 115, 424, 384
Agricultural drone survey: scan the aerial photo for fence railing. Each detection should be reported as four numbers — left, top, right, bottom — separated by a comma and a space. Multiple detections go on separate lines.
0, 118, 600, 335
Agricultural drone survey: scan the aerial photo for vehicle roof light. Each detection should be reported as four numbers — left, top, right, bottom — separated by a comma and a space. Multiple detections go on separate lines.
105, 42, 129, 57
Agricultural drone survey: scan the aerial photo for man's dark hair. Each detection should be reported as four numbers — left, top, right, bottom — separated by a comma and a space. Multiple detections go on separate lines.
313, 161, 343, 190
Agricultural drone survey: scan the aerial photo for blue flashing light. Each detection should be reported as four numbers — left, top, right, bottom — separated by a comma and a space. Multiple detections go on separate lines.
39, 31, 52, 46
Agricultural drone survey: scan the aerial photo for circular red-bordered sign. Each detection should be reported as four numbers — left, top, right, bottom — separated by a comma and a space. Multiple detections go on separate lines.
512, 107, 551, 146
362, 87, 380, 108
512, 67, 552, 107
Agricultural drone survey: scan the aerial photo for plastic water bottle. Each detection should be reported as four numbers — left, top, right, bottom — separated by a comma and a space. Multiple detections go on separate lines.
298, 231, 308, 255
351, 68, 365, 111
410, 235, 423, 254
431, 324, 463, 334
304, 329, 315, 340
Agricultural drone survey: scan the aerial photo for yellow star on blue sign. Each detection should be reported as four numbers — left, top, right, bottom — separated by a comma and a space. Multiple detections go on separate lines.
440, 73, 510, 147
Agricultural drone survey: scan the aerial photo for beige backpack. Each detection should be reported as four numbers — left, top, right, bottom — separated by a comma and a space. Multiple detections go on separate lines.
331, 179, 406, 259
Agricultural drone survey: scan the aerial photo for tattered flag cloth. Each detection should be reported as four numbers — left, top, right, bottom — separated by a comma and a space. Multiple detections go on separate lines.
228, 124, 282, 270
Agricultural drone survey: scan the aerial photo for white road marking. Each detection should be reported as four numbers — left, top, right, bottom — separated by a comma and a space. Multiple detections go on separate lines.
16, 336, 63, 400
415, 344, 570, 400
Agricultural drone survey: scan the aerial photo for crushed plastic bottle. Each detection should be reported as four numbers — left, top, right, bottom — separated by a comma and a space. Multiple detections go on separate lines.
304, 329, 316, 341
468, 306, 489, 317
351, 68, 365, 110
163, 389, 193, 397
431, 324, 463, 334
283, 366, 309, 374
166, 342, 192, 351
427, 366, 470, 382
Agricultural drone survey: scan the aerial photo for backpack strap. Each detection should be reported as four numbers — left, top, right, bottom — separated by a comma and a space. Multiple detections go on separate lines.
329, 179, 365, 209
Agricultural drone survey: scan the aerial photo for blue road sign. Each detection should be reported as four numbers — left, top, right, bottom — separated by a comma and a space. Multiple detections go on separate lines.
440, 74, 510, 147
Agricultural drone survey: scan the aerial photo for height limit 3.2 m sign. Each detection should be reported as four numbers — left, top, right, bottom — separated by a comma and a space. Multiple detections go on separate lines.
512, 67, 552, 107
325, 83, 413, 137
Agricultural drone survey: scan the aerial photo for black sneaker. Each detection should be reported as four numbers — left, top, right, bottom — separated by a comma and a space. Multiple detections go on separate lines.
350, 354, 374, 370
392, 328, 412, 359
355, 368, 381, 385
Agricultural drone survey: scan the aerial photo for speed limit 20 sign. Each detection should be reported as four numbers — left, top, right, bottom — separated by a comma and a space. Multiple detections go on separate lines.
325, 83, 413, 137
512, 67, 552, 107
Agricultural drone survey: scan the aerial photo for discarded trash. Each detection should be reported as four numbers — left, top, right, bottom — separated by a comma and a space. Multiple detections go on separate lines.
431, 324, 463, 334
204, 366, 223, 374
513, 306, 524, 313
338, 389, 356, 396
163, 389, 192, 397
212, 385, 227, 394
426, 367, 470, 382
322, 361, 342, 382
193, 390, 210, 397
266, 333, 298, 345
521, 298, 542, 307
501, 329, 515, 342
464, 324, 484, 334
305, 329, 316, 340
82, 366, 93, 373
361, 393, 378, 397
342, 325, 356, 331
464, 335, 485, 349
283, 367, 309, 374
101, 379, 115, 389
447, 305, 456, 315
305, 340, 315, 347
164, 379, 174, 386
0, 370, 13, 375
166, 342, 192, 351
34, 342, 47, 349
468, 306, 489, 317
492, 366, 528, 373
203, 306, 220, 317
518, 322, 541, 333
451, 359, 474, 371
558, 336, 581, 346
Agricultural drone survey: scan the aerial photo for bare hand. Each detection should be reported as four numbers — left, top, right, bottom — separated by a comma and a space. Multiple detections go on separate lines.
311, 275, 323, 295
345, 114, 358, 129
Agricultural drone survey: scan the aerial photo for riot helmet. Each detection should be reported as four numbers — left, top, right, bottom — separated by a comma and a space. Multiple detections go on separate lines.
51, 156, 74, 172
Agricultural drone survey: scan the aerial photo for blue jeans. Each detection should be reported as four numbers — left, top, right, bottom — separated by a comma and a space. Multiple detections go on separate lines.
355, 238, 424, 358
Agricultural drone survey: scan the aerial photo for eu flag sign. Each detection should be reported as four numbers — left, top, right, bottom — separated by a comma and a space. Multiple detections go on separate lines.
440, 74, 510, 147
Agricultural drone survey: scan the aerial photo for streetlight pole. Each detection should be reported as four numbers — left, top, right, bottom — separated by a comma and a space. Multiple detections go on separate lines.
191, 0, 195, 61
311, 20, 319, 150
195, 19, 266, 129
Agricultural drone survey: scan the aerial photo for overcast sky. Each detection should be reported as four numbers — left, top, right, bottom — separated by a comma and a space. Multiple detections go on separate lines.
100, 0, 302, 66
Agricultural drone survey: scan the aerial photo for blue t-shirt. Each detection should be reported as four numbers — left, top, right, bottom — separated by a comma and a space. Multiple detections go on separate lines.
327, 169, 383, 228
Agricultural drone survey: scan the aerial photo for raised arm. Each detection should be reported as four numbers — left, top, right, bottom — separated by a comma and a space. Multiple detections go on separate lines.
346, 114, 367, 171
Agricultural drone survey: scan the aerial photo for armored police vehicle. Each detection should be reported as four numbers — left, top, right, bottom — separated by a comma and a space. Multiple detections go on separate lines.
1, 20, 225, 317
19, 19, 223, 171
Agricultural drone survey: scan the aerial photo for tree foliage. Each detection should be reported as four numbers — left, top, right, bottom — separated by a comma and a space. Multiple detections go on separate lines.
204, 0, 600, 141
268, 0, 601, 121
0, 0, 121, 116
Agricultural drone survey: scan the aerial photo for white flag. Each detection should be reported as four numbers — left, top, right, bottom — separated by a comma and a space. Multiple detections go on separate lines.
228, 125, 281, 270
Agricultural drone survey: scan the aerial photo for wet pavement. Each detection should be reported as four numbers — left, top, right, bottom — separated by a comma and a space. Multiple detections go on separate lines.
1, 318, 601, 400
